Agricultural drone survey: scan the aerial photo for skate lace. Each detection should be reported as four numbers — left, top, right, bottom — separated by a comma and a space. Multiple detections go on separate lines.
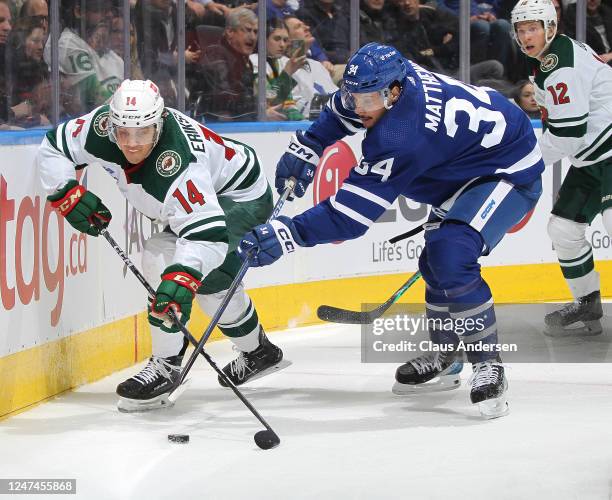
468, 361, 503, 390
133, 357, 180, 385
560, 301, 581, 315
229, 347, 253, 379
409, 354, 443, 375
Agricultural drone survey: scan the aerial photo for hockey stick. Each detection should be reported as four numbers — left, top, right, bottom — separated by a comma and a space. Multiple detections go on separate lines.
94, 181, 293, 450
97, 225, 281, 449
316, 221, 426, 325
388, 223, 425, 244
167, 180, 295, 449
316, 270, 422, 324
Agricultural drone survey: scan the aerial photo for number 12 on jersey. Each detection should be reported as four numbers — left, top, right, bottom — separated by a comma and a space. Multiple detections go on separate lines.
172, 180, 205, 213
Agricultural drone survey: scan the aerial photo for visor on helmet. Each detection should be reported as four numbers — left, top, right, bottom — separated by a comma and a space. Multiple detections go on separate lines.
340, 84, 391, 113
110, 124, 158, 147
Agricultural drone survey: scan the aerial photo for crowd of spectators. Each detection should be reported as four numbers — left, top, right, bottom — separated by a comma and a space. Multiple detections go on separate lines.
0, 0, 609, 128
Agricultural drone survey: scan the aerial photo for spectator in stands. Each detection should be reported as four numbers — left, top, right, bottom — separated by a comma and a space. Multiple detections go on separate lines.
296, 0, 351, 64
196, 7, 258, 121
110, 13, 144, 80
134, 0, 200, 106
187, 0, 230, 20
19, 0, 48, 35
437, 0, 513, 67
110, 15, 145, 80
10, 22, 49, 126
268, 0, 297, 20
566, 0, 612, 64
285, 52, 338, 119
250, 18, 305, 121
513, 80, 540, 119
134, 0, 176, 103
360, 0, 396, 45
394, 0, 511, 92
552, 0, 565, 34
0, 0, 20, 126
284, 15, 334, 73
43, 0, 122, 116
281, 15, 337, 117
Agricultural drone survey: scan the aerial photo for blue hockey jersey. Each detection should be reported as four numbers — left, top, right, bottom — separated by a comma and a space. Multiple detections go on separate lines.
292, 60, 544, 246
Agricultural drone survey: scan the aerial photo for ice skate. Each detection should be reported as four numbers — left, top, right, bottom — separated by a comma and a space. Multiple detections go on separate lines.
469, 360, 509, 419
544, 291, 603, 337
116, 355, 182, 412
392, 351, 463, 395
218, 328, 285, 387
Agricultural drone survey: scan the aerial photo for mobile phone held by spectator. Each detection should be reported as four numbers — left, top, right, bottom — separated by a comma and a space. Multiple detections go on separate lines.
290, 39, 306, 58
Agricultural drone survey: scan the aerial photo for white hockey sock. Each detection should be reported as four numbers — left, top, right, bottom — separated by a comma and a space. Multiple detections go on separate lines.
151, 326, 185, 359
229, 326, 261, 353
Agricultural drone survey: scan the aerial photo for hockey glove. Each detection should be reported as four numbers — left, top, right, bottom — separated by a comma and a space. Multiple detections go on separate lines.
48, 180, 112, 236
275, 130, 322, 198
237, 216, 305, 267
149, 264, 203, 333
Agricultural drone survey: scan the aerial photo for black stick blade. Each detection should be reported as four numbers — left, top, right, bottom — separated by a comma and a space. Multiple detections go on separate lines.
254, 430, 280, 450
317, 305, 373, 324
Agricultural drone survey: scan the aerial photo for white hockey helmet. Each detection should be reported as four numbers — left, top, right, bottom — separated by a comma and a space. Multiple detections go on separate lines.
109, 79, 165, 146
511, 0, 557, 56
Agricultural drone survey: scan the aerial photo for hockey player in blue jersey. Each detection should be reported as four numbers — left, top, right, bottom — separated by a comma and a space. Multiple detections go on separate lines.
237, 43, 544, 418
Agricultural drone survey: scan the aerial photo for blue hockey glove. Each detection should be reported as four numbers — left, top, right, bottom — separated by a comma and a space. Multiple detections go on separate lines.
237, 216, 305, 267
275, 131, 323, 199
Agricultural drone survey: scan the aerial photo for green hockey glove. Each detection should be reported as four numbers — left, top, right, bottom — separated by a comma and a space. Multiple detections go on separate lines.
48, 180, 112, 236
148, 264, 203, 333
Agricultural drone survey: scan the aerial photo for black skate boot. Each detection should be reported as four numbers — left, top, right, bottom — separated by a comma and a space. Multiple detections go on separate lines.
218, 329, 283, 387
469, 360, 509, 419
116, 355, 182, 412
544, 291, 603, 336
392, 350, 463, 395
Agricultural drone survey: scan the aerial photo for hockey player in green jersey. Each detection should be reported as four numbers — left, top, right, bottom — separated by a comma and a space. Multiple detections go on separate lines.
512, 0, 612, 335
36, 80, 284, 411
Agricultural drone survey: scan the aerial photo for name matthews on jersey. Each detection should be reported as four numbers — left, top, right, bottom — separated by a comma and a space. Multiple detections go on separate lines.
411, 63, 443, 133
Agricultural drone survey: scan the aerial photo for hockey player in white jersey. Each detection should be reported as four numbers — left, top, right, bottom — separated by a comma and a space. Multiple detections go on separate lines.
36, 80, 284, 411
512, 0, 612, 335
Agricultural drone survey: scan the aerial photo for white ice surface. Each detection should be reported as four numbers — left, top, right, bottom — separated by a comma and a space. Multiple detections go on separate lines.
2, 324, 612, 500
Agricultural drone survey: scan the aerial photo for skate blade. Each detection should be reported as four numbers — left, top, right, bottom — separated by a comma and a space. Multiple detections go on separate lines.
544, 319, 603, 337
117, 393, 175, 413
221, 359, 292, 388
477, 396, 509, 419
392, 374, 461, 395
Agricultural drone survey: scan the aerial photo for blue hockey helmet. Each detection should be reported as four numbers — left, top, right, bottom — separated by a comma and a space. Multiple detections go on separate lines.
341, 43, 407, 112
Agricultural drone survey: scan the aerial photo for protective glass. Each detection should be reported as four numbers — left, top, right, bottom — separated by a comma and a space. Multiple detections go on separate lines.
340, 84, 387, 112
110, 125, 157, 146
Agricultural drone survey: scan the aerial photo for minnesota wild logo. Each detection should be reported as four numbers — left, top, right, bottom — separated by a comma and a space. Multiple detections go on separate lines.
93, 112, 110, 137
156, 150, 182, 177
540, 54, 559, 72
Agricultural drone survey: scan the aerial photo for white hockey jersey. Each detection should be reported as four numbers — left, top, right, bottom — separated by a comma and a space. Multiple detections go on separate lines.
530, 35, 612, 167
36, 105, 269, 275
43, 28, 123, 100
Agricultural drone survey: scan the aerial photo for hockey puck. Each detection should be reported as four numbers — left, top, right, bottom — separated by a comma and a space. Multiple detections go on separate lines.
168, 434, 189, 444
